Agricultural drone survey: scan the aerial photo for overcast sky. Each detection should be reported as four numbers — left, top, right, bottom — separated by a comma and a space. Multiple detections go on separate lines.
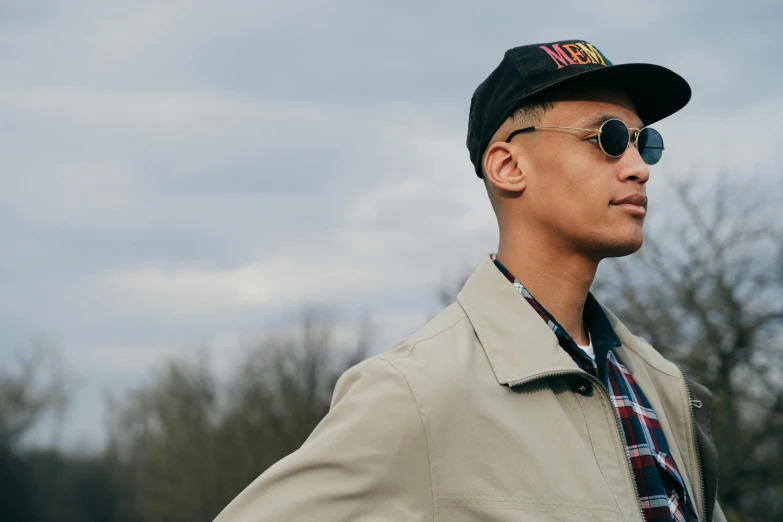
2, 1, 782, 447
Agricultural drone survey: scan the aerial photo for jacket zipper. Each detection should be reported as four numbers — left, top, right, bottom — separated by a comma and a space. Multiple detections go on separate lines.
680, 369, 707, 522
510, 370, 647, 522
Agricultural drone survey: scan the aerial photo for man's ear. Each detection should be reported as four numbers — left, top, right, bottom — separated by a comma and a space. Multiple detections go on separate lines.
483, 141, 526, 193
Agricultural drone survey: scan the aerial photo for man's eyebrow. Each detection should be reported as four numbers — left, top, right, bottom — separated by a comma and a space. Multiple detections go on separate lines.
581, 113, 644, 129
582, 113, 620, 129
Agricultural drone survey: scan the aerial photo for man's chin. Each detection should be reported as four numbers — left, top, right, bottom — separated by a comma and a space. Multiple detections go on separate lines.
587, 229, 644, 259
603, 235, 644, 258
570, 225, 644, 260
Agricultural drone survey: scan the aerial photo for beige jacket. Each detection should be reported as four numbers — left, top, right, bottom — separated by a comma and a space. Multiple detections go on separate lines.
215, 256, 725, 522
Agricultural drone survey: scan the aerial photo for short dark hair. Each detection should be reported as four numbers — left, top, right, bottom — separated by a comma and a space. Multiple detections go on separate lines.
509, 97, 556, 127
481, 94, 557, 181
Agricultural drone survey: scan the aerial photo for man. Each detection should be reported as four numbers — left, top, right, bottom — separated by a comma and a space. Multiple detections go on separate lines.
215, 40, 725, 522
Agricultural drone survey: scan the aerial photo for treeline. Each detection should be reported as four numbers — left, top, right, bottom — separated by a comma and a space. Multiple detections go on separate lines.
1, 180, 781, 522
1, 314, 367, 522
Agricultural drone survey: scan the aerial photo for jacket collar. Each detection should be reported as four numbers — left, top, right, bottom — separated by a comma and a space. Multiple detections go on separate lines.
457, 255, 582, 386
457, 254, 661, 386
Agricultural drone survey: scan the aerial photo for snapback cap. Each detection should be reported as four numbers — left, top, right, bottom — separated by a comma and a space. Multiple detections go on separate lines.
467, 39, 691, 178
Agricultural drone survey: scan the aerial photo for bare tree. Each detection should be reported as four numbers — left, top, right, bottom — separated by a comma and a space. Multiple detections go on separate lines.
106, 310, 369, 522
104, 351, 219, 522
0, 343, 71, 522
0, 342, 69, 450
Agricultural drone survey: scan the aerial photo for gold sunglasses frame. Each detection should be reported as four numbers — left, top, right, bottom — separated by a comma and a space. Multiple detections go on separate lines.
505, 118, 665, 164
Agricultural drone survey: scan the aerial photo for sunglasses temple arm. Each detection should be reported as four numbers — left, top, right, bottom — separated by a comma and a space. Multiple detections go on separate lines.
505, 127, 537, 142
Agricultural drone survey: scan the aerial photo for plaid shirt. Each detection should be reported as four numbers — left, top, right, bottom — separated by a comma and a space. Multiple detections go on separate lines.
493, 257, 695, 522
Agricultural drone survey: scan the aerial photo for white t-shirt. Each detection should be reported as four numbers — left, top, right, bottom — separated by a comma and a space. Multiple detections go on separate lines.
577, 328, 595, 360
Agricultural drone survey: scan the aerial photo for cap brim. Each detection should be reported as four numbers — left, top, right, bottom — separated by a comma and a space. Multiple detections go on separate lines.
529, 63, 691, 125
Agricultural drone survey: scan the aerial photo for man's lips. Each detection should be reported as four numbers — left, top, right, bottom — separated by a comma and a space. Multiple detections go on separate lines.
611, 194, 648, 216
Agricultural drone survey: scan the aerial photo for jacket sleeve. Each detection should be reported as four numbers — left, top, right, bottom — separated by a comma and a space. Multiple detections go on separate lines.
213, 357, 434, 522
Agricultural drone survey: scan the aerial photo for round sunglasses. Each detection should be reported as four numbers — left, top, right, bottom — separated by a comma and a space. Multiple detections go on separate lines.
505, 118, 665, 165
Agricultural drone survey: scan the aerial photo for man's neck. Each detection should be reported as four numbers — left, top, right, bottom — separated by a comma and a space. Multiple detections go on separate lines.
497, 232, 598, 345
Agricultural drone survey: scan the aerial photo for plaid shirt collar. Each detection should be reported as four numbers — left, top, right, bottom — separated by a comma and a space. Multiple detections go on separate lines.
491, 255, 693, 522
491, 255, 621, 381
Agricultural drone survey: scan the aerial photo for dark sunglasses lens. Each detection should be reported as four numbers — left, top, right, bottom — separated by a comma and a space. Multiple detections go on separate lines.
599, 119, 629, 156
637, 127, 664, 165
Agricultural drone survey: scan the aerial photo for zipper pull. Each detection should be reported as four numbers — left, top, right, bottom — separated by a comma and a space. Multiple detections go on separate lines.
690, 399, 703, 409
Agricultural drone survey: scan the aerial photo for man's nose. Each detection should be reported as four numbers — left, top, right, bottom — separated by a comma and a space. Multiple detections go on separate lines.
619, 144, 650, 184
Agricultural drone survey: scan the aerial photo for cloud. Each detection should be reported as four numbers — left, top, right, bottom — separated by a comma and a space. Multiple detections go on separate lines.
88, 109, 493, 320
81, 2, 190, 66
2, 158, 136, 221
655, 92, 783, 177
0, 85, 327, 141
84, 341, 194, 371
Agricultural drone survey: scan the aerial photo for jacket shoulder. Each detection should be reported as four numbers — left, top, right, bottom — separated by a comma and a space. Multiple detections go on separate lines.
378, 300, 471, 362
625, 334, 682, 377
375, 301, 495, 412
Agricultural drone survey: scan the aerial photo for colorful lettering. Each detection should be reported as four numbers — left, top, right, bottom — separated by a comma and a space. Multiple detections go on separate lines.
540, 44, 577, 69
576, 42, 607, 65
563, 43, 590, 64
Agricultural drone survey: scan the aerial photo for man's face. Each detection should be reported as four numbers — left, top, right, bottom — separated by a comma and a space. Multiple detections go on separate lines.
511, 88, 650, 259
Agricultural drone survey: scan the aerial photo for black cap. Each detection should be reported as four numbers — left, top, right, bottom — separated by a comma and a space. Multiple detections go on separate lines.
467, 39, 691, 178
